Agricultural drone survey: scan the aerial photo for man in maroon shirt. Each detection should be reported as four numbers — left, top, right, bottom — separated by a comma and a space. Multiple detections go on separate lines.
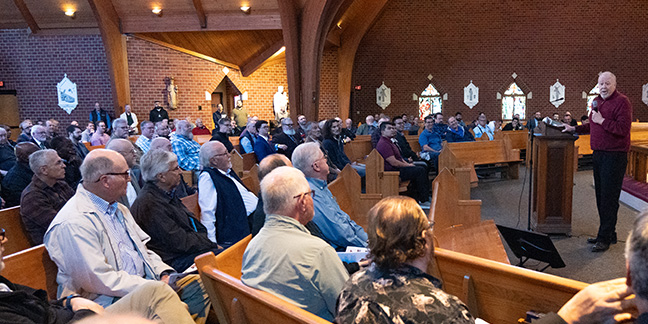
375, 122, 430, 203
564, 71, 632, 252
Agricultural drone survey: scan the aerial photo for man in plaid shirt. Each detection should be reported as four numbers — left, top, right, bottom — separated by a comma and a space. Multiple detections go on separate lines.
171, 120, 201, 171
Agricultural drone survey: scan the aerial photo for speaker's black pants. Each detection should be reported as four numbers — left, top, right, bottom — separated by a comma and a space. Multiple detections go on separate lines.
593, 150, 627, 244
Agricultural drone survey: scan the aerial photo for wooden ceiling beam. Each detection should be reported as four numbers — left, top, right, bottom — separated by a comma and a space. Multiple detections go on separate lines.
191, 0, 207, 29
240, 39, 285, 77
121, 11, 281, 33
88, 0, 130, 116
12, 0, 40, 33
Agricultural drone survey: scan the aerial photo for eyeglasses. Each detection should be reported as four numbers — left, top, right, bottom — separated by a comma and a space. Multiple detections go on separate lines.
428, 220, 435, 229
214, 152, 230, 157
94, 171, 130, 182
293, 190, 315, 200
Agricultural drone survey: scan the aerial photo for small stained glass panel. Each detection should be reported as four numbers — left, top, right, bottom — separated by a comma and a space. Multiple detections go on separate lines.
419, 83, 442, 120
421, 84, 440, 96
502, 82, 526, 120
504, 82, 524, 95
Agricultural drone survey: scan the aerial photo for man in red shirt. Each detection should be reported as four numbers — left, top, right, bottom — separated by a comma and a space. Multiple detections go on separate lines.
191, 118, 211, 135
564, 71, 632, 252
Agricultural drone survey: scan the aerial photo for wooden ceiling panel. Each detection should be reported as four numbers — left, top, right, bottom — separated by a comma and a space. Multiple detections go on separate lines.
0, 1, 28, 29
112, 0, 196, 18
137, 29, 283, 67
201, 0, 278, 11
23, 0, 98, 29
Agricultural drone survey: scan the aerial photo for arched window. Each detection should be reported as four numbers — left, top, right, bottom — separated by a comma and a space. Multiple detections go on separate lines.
418, 83, 442, 120
587, 84, 600, 114
501, 82, 526, 120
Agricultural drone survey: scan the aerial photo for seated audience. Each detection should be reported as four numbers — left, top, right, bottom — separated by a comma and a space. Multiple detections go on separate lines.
241, 166, 349, 321
31, 125, 51, 149
1, 142, 39, 207
419, 116, 443, 166
229, 120, 242, 136
336, 196, 474, 324
135, 121, 155, 153
297, 115, 308, 138
344, 118, 357, 137
20, 149, 74, 245
293, 143, 368, 250
552, 112, 560, 122
446, 116, 476, 143
378, 122, 430, 203
131, 149, 222, 272
106, 139, 141, 208
154, 121, 170, 139
581, 115, 589, 125
249, 154, 293, 235
90, 121, 110, 146
0, 127, 15, 176
0, 124, 15, 146
0, 230, 197, 324
562, 112, 578, 127
239, 121, 257, 154
150, 137, 172, 152
120, 104, 139, 134
198, 141, 257, 247
46, 119, 60, 139
254, 120, 287, 162
44, 149, 211, 321
393, 116, 420, 162
473, 113, 494, 140
210, 117, 235, 152
322, 119, 366, 177
455, 111, 467, 127
171, 120, 201, 171
16, 119, 33, 143
527, 111, 542, 130
431, 112, 447, 139
370, 116, 391, 148
503, 117, 525, 131
356, 115, 376, 135
192, 118, 211, 135
81, 122, 94, 143
271, 117, 303, 159
111, 118, 131, 139
50, 136, 83, 189
67, 124, 89, 159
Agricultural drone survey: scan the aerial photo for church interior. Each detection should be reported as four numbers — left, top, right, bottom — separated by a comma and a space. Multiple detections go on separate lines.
2, 0, 648, 323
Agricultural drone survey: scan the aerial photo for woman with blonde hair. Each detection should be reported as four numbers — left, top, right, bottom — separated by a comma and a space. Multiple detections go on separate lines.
336, 196, 474, 324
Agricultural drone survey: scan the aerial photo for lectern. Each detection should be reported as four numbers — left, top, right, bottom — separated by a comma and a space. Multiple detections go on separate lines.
531, 124, 577, 234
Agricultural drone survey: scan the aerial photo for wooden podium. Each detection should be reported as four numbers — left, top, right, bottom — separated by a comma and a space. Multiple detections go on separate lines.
531, 124, 577, 234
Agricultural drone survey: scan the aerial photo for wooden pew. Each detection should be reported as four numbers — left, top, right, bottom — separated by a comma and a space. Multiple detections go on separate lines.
430, 168, 481, 231
209, 234, 252, 279
500, 130, 528, 151
231, 149, 257, 178
88, 144, 105, 151
438, 146, 479, 187
328, 165, 383, 229
404, 135, 421, 152
240, 164, 260, 196
0, 206, 32, 255
440, 137, 522, 179
430, 248, 587, 323
196, 251, 331, 324
364, 149, 401, 197
194, 134, 212, 145
180, 170, 194, 186
3, 245, 59, 300
181, 192, 200, 221
343, 135, 372, 162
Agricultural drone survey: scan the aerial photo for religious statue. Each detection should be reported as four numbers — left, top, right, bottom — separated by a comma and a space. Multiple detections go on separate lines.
273, 86, 289, 121
167, 77, 178, 109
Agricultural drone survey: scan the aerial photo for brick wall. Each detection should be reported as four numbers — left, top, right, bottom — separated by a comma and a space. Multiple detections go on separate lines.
0, 29, 113, 126
352, 0, 648, 123
127, 37, 288, 130
319, 48, 340, 120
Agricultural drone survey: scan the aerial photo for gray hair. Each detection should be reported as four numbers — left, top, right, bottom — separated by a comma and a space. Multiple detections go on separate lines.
199, 141, 221, 168
20, 119, 32, 130
305, 121, 319, 133
31, 124, 46, 137
29, 149, 57, 174
140, 120, 154, 128
80, 149, 116, 182
140, 149, 177, 182
291, 142, 322, 177
626, 211, 648, 300
112, 118, 128, 130
261, 166, 309, 215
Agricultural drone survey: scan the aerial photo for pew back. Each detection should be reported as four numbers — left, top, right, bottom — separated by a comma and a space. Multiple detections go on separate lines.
180, 193, 200, 220
328, 165, 383, 229
240, 164, 260, 195
3, 245, 59, 300
343, 135, 372, 162
364, 150, 400, 197
0, 206, 32, 255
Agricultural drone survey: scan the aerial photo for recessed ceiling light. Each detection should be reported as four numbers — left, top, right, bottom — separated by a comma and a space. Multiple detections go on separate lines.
64, 9, 76, 18
152, 7, 163, 16
240, 6, 250, 14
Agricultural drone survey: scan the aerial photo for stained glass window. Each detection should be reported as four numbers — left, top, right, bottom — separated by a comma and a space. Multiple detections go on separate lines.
419, 84, 442, 120
501, 82, 526, 120
587, 85, 600, 113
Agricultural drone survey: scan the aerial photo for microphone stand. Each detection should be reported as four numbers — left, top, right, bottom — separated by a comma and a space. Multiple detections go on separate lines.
527, 122, 536, 231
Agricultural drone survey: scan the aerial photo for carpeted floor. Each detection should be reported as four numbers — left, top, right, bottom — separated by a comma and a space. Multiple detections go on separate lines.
471, 166, 639, 284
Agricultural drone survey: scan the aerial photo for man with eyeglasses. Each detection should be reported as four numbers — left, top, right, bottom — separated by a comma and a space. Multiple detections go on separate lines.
271, 117, 303, 159
44, 149, 211, 323
198, 141, 257, 248
19, 149, 74, 245
106, 139, 141, 208
171, 120, 201, 171
209, 117, 235, 152
241, 166, 348, 321
30, 125, 50, 149
292, 143, 368, 251
254, 120, 287, 162
135, 121, 156, 154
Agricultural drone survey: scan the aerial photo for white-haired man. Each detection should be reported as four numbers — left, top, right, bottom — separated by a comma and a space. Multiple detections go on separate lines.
292, 142, 368, 250
198, 141, 257, 248
44, 149, 210, 322
16, 119, 33, 143
171, 120, 201, 171
111, 119, 130, 139
355, 115, 376, 135
119, 104, 139, 134
271, 117, 303, 159
30, 125, 50, 149
241, 166, 348, 321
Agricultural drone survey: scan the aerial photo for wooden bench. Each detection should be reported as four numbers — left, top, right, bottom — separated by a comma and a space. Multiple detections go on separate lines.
195, 251, 331, 324
364, 149, 403, 197
328, 165, 384, 229
440, 137, 522, 180
240, 164, 260, 196
343, 135, 372, 162
231, 149, 257, 178
0, 206, 32, 255
430, 168, 481, 231
3, 245, 59, 300
88, 144, 105, 151
194, 134, 212, 145
181, 192, 200, 220
430, 248, 587, 323
405, 135, 421, 152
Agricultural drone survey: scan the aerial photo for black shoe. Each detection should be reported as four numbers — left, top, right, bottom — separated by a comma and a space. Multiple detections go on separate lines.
587, 234, 618, 245
591, 242, 610, 252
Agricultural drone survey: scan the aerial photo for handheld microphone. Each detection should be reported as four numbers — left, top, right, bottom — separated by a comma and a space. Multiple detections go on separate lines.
592, 100, 598, 112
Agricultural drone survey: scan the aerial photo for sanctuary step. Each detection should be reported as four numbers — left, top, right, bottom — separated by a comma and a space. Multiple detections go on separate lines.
620, 175, 648, 211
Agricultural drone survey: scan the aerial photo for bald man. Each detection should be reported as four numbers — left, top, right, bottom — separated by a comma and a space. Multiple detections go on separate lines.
564, 71, 632, 252
150, 137, 172, 152
106, 139, 141, 208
